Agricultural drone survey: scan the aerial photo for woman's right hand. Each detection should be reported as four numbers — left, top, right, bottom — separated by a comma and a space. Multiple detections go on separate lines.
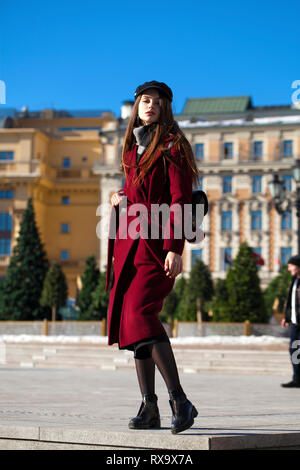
111, 189, 126, 206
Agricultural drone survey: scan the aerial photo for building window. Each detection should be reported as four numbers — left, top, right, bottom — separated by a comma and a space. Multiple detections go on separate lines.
62, 196, 70, 205
192, 249, 202, 266
252, 176, 262, 193
193, 177, 203, 192
0, 151, 14, 161
253, 141, 263, 159
283, 175, 293, 192
251, 211, 262, 230
0, 190, 14, 199
283, 140, 293, 157
61, 223, 70, 233
281, 210, 292, 230
221, 247, 232, 271
252, 247, 263, 270
195, 143, 204, 161
222, 176, 232, 193
221, 211, 232, 231
281, 247, 292, 265
0, 239, 11, 255
0, 213, 12, 255
0, 213, 12, 231
61, 250, 69, 260
62, 157, 71, 168
223, 142, 233, 159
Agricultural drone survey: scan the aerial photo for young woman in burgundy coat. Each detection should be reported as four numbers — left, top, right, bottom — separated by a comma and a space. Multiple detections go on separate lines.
106, 81, 199, 434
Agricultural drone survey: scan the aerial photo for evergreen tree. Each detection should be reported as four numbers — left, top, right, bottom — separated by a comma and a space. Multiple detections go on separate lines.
160, 289, 178, 323
221, 242, 267, 322
177, 259, 214, 321
0, 198, 49, 320
173, 276, 187, 318
77, 255, 100, 319
90, 269, 110, 320
276, 264, 292, 311
40, 263, 68, 321
210, 278, 229, 321
159, 277, 189, 325
263, 264, 291, 315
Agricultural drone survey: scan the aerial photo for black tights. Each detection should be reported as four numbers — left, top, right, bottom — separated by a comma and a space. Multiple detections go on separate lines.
134, 341, 185, 398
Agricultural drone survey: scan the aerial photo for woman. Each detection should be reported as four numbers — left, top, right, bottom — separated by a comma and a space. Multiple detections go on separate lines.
105, 81, 199, 434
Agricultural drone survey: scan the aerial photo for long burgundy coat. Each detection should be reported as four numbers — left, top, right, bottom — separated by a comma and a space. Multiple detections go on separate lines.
105, 138, 193, 349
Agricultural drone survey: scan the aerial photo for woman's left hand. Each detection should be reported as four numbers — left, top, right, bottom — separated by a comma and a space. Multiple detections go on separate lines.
164, 252, 182, 279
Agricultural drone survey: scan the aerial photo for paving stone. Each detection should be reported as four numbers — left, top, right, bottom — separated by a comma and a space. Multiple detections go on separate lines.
0, 349, 300, 450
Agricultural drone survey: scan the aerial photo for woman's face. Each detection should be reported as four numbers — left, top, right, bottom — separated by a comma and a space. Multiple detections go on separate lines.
138, 89, 161, 125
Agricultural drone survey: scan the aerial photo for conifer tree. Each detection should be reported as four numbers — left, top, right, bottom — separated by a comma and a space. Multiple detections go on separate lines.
222, 241, 267, 322
77, 255, 100, 319
263, 264, 291, 315
90, 270, 110, 320
0, 198, 49, 320
177, 259, 214, 321
40, 263, 68, 321
173, 276, 187, 319
210, 278, 229, 321
160, 289, 178, 323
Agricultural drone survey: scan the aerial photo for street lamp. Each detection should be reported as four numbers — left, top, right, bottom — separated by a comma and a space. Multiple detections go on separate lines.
269, 159, 300, 254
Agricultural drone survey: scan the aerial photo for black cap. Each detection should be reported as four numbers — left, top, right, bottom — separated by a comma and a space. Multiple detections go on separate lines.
134, 81, 173, 102
288, 255, 300, 267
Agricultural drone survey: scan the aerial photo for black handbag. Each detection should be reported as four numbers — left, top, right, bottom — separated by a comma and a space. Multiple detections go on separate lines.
162, 147, 208, 243
191, 189, 208, 232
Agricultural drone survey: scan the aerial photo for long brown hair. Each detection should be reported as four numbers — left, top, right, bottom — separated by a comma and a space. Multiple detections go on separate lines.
119, 92, 199, 188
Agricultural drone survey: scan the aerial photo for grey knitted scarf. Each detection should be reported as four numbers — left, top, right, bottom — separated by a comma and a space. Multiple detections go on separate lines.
133, 123, 157, 164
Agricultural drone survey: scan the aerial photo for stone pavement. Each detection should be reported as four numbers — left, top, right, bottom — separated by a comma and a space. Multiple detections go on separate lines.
1, 348, 300, 450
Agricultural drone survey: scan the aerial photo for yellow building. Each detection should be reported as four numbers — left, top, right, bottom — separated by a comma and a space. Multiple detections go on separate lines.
0, 108, 115, 299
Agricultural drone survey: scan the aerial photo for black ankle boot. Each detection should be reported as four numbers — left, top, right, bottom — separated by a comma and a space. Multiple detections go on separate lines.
169, 389, 198, 434
129, 393, 161, 429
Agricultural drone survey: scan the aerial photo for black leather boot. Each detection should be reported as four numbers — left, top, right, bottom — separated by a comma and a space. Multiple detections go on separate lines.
169, 390, 198, 434
129, 393, 161, 429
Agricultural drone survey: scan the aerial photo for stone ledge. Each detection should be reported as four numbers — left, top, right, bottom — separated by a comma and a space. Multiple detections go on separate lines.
1, 424, 300, 450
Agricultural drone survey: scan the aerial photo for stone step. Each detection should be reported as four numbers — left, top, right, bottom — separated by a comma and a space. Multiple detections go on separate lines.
9, 355, 289, 373
5, 354, 290, 370
2, 343, 288, 357
7, 356, 290, 375
0, 341, 292, 375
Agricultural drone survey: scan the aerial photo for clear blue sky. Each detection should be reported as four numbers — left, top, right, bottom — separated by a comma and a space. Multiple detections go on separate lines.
0, 0, 299, 116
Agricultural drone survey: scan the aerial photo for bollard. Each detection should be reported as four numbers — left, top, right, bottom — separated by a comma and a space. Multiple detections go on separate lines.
244, 320, 251, 336
101, 318, 107, 336
42, 318, 49, 336
172, 318, 178, 338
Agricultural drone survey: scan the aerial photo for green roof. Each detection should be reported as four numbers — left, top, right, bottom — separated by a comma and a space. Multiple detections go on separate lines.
182, 96, 252, 115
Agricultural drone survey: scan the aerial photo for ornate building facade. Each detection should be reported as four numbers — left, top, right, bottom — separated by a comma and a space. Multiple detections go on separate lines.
1, 95, 300, 302
95, 96, 300, 288
0, 108, 115, 298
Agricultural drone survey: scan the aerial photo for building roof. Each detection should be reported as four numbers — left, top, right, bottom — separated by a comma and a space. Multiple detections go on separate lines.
0, 117, 14, 128
0, 108, 17, 119
182, 96, 253, 115
16, 108, 113, 119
